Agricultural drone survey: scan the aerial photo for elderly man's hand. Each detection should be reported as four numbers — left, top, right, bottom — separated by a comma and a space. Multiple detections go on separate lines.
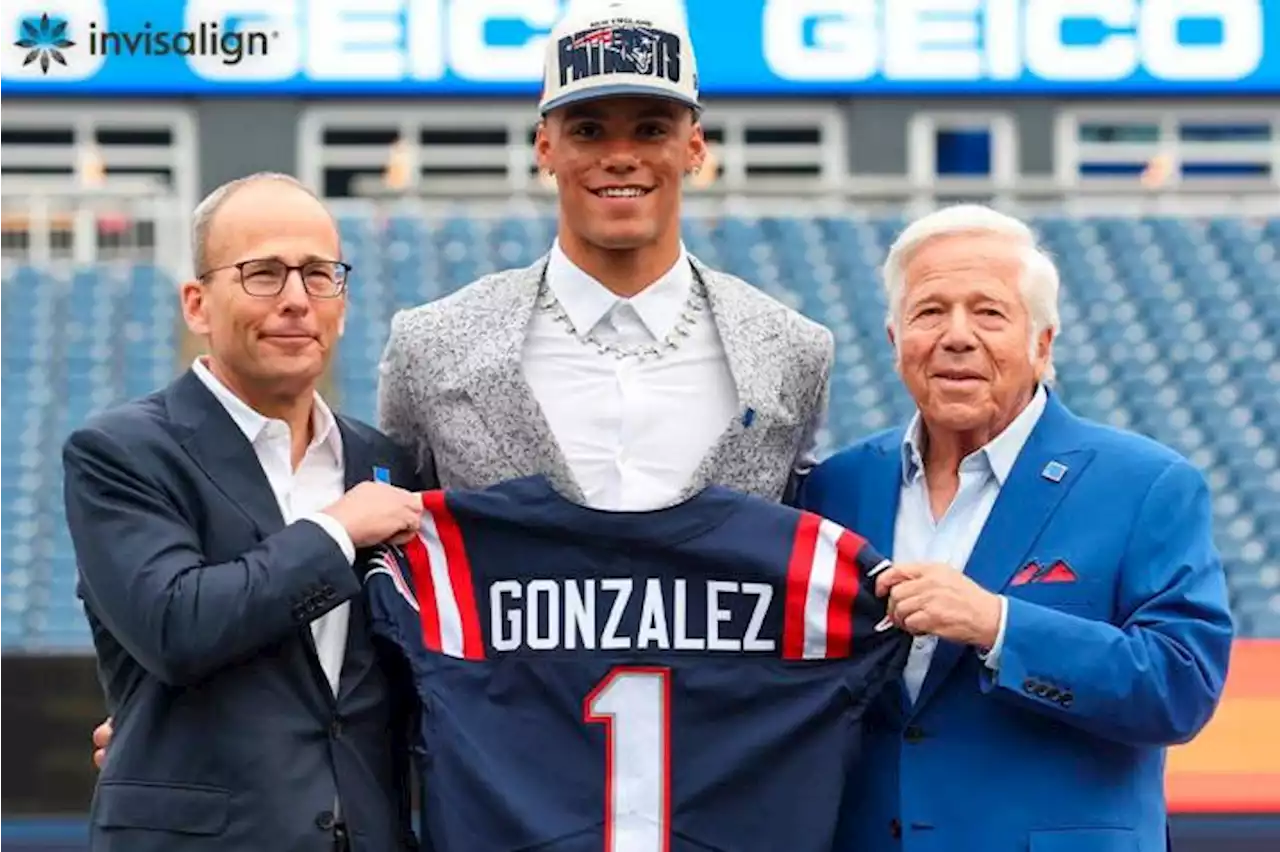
876, 563, 1002, 649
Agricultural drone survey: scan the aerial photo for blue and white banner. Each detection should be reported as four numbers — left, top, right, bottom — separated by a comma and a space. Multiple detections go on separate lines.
4, 0, 1278, 96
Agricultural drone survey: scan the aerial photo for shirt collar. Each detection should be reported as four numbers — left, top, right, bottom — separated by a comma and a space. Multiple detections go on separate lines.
901, 383, 1048, 487
191, 357, 342, 459
546, 239, 693, 339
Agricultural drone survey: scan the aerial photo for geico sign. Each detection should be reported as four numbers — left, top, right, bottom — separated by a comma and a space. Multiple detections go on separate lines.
9, 0, 1262, 84
763, 0, 1264, 82
186, 0, 1261, 84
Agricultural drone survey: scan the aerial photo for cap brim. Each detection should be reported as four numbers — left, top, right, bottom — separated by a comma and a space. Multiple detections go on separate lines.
540, 84, 701, 115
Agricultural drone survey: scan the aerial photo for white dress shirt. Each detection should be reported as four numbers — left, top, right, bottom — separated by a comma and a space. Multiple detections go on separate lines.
522, 241, 738, 511
192, 357, 355, 696
894, 384, 1048, 703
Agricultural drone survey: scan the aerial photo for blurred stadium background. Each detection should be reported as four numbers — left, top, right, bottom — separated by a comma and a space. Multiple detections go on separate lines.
1, 0, 1277, 849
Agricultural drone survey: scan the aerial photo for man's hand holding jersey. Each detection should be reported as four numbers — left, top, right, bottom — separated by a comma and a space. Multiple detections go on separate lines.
876, 563, 1003, 650
320, 481, 425, 548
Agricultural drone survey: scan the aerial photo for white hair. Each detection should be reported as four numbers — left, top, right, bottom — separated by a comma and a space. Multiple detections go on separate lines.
190, 172, 324, 277
882, 204, 1061, 384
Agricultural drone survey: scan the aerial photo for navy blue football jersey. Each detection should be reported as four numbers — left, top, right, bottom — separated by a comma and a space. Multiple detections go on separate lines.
365, 476, 909, 852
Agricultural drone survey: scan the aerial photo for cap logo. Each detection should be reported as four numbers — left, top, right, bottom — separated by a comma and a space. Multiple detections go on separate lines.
557, 21, 682, 88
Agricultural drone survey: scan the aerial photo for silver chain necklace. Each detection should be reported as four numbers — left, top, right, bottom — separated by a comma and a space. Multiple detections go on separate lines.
537, 271, 709, 362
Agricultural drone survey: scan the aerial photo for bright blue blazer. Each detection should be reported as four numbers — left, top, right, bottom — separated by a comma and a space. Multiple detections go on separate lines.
800, 391, 1234, 852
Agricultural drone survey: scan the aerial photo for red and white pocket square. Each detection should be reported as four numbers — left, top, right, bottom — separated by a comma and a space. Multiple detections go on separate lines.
1010, 559, 1078, 586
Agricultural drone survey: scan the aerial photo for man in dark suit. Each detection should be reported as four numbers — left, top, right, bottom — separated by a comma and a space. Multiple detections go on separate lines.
63, 172, 425, 852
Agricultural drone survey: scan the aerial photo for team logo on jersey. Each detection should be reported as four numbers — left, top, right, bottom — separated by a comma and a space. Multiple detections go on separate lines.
556, 21, 682, 88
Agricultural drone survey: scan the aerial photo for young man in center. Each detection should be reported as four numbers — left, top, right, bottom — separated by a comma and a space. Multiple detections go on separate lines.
377, 0, 834, 510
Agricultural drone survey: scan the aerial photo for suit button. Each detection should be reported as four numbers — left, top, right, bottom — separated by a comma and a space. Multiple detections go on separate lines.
904, 725, 926, 744
1060, 693, 1075, 708
330, 720, 343, 738
1023, 678, 1037, 694
889, 818, 902, 839
315, 810, 336, 831
1045, 686, 1061, 700
1034, 683, 1051, 697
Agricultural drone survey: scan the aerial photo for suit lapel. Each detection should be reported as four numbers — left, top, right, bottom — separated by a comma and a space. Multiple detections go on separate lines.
859, 438, 913, 725
910, 395, 1095, 712
700, 260, 773, 417
862, 437, 906, 556
681, 259, 781, 496
339, 418, 375, 492
168, 371, 285, 536
461, 258, 584, 502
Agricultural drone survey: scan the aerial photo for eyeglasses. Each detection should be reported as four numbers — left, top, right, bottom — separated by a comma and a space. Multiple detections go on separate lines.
199, 258, 352, 299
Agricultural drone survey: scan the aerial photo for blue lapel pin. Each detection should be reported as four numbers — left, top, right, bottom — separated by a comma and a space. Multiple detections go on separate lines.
1041, 461, 1067, 483
373, 466, 391, 484
742, 407, 756, 428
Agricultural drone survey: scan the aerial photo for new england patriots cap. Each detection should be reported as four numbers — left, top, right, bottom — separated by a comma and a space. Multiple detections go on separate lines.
538, 0, 700, 116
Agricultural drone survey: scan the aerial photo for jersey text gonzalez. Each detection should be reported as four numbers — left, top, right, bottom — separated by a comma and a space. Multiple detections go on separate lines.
489, 578, 775, 653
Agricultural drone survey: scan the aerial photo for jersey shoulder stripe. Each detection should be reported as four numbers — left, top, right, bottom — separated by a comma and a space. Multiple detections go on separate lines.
388, 491, 486, 661
783, 512, 887, 660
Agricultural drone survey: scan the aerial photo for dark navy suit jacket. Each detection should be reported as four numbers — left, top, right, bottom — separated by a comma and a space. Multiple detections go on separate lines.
63, 369, 422, 852
800, 391, 1234, 852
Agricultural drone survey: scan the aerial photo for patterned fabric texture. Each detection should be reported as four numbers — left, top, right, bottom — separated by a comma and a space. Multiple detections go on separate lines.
377, 254, 835, 504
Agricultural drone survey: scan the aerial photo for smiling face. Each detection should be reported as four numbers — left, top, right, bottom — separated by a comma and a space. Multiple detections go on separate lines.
891, 231, 1053, 442
536, 95, 706, 257
180, 180, 346, 404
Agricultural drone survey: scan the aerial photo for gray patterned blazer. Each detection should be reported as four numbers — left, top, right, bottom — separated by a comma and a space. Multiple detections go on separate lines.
376, 254, 834, 505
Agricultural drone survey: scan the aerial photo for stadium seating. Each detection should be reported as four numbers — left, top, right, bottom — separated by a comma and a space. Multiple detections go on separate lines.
2, 215, 1277, 649
1, 262, 180, 650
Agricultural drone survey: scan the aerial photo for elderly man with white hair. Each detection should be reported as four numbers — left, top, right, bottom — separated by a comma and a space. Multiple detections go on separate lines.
801, 205, 1234, 852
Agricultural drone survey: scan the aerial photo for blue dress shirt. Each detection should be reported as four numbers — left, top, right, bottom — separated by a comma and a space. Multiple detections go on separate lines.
894, 384, 1048, 702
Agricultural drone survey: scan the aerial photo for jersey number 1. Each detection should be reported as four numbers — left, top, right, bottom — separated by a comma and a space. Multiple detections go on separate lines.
584, 667, 672, 852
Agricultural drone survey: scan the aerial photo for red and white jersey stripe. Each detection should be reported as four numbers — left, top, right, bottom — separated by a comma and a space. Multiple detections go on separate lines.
386, 491, 486, 661
782, 513, 880, 660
